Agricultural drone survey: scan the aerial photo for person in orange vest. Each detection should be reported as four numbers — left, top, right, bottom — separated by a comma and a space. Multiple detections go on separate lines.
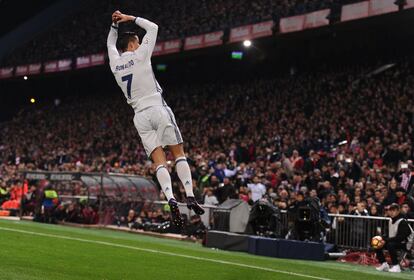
9, 180, 27, 200
1, 180, 22, 213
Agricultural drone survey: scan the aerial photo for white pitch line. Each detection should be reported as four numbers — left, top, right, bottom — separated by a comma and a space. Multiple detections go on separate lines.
0, 226, 332, 280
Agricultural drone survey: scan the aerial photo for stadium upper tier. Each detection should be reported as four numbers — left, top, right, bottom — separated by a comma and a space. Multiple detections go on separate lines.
1, 0, 363, 67
1, 60, 413, 218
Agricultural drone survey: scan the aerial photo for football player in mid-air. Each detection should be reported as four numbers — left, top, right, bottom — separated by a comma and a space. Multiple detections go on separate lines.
107, 11, 204, 228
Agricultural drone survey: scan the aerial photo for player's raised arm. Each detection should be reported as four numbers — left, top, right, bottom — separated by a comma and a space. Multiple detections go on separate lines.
113, 12, 158, 58
107, 11, 121, 63
134, 17, 158, 57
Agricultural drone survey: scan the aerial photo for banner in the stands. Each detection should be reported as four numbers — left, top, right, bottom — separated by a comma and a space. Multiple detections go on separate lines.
153, 39, 182, 56
229, 21, 274, 43
76, 56, 91, 69
204, 31, 224, 47
44, 61, 58, 73
152, 43, 164, 56
304, 9, 330, 29
184, 31, 224, 50
90, 53, 105, 66
57, 59, 72, 72
0, 67, 14, 79
279, 15, 305, 33
251, 21, 274, 39
76, 53, 105, 69
15, 65, 29, 76
406, 0, 414, 9
184, 35, 203, 50
341, 1, 370, 22
369, 0, 398, 16
28, 63, 42, 75
163, 39, 182, 54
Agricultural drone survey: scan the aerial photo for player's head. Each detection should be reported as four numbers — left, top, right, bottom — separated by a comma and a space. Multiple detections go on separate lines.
118, 32, 140, 52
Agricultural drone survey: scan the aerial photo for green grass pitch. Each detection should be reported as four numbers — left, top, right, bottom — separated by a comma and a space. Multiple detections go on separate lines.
0, 219, 412, 280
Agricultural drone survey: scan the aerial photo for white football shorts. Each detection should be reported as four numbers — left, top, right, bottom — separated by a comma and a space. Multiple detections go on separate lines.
133, 105, 183, 157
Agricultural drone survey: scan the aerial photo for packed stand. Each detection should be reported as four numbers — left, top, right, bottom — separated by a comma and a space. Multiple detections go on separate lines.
1, 59, 414, 228
2, 0, 363, 67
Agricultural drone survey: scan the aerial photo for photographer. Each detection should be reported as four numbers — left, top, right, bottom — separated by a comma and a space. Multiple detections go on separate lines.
376, 204, 412, 273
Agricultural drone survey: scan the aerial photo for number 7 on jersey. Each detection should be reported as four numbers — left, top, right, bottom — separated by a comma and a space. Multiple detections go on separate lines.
122, 74, 133, 99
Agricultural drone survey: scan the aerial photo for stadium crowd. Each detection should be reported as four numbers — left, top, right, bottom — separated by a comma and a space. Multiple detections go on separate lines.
2, 0, 363, 67
1, 59, 414, 227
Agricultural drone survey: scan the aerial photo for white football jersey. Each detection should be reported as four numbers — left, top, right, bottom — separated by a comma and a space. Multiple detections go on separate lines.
107, 17, 164, 112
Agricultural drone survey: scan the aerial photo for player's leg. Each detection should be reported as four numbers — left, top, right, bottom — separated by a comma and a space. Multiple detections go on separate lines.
157, 106, 197, 201
375, 247, 389, 271
134, 110, 183, 228
169, 143, 205, 215
156, 105, 204, 215
151, 146, 184, 228
168, 143, 194, 197
386, 242, 403, 272
151, 146, 174, 201
135, 109, 175, 202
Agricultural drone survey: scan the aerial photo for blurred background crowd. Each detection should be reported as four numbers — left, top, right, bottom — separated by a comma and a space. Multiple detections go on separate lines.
1, 60, 414, 227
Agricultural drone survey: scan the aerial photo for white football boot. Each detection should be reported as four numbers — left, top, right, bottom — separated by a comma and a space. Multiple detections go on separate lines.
376, 262, 389, 272
388, 265, 401, 273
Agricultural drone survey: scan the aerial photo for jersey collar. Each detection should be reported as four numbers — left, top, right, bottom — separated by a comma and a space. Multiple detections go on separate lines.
121, 51, 134, 56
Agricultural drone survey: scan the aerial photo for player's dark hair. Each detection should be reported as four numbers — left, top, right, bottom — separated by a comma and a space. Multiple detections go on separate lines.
118, 32, 138, 52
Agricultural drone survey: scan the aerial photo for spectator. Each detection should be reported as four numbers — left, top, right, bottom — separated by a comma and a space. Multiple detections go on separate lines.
247, 176, 266, 203
352, 202, 369, 216
395, 188, 407, 206
238, 186, 249, 202
290, 150, 304, 171
216, 177, 237, 204
203, 187, 219, 206
23, 185, 37, 215
369, 204, 379, 216
398, 164, 414, 194
400, 202, 414, 219
125, 209, 137, 228
64, 203, 81, 223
